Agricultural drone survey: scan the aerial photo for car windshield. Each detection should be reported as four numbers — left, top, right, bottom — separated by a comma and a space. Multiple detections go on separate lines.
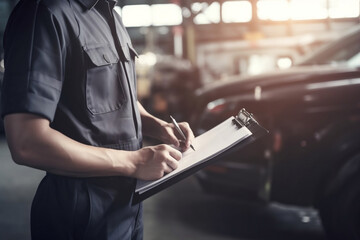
297, 26, 360, 67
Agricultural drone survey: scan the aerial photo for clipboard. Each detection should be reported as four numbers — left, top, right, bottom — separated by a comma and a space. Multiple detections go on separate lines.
133, 108, 268, 204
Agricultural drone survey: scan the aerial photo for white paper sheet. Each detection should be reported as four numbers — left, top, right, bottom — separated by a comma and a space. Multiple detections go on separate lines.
135, 117, 253, 194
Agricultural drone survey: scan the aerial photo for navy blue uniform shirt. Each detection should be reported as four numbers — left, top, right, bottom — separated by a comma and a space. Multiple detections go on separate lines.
1, 1, 144, 239
1, 0, 142, 151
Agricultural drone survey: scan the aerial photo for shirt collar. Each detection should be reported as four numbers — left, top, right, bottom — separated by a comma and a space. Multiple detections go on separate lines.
77, 0, 118, 10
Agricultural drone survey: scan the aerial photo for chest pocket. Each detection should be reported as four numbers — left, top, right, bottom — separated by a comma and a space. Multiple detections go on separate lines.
84, 44, 126, 115
122, 43, 139, 61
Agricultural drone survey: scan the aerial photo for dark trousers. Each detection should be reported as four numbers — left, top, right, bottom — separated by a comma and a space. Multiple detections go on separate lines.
31, 174, 143, 240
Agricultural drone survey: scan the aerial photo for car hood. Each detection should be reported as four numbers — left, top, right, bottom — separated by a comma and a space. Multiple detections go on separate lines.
195, 64, 360, 99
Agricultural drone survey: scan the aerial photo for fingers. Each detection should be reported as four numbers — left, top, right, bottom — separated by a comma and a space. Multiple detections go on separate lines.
163, 146, 181, 171
135, 145, 183, 180
168, 146, 182, 161
163, 125, 181, 147
157, 144, 181, 174
163, 162, 174, 174
165, 158, 178, 171
178, 122, 195, 150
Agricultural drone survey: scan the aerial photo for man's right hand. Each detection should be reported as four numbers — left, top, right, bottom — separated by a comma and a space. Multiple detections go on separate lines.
133, 144, 182, 181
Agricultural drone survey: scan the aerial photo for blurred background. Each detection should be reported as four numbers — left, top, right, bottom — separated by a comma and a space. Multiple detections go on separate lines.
1, 0, 360, 239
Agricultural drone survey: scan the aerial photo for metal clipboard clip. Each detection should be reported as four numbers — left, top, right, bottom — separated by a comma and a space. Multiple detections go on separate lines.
232, 108, 259, 128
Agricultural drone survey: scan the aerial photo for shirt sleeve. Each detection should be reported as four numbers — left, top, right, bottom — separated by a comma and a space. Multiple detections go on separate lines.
1, 1, 65, 122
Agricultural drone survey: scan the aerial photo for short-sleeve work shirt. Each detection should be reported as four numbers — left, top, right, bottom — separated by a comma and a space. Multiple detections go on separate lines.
1, 0, 142, 150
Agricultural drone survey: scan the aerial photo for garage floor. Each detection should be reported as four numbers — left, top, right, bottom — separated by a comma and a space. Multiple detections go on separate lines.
0, 136, 326, 240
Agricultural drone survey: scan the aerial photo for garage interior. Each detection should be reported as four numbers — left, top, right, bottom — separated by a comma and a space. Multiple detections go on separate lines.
0, 0, 359, 239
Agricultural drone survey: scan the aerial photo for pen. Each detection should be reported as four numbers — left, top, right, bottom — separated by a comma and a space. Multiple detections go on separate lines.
170, 115, 195, 151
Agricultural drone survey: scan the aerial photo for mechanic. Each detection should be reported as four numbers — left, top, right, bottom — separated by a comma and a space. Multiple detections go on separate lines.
1, 0, 194, 239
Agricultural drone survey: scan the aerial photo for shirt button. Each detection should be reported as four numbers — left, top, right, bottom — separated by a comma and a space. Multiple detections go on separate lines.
103, 54, 110, 63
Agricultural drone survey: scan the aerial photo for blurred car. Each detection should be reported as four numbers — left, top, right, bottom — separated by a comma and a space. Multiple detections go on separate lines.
144, 55, 201, 121
191, 25, 360, 239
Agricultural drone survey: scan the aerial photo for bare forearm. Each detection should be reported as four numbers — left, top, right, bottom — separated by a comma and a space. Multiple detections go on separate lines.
5, 114, 138, 178
25, 129, 136, 177
5, 113, 183, 181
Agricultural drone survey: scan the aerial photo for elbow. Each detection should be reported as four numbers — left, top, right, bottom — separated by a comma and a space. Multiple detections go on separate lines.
12, 156, 25, 166
4, 113, 51, 169
12, 154, 27, 166
10, 144, 32, 166
11, 146, 28, 165
3, 114, 43, 167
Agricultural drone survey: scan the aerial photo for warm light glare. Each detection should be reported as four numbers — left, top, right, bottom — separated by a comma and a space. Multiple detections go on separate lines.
206, 98, 226, 112
307, 79, 360, 90
329, 0, 360, 18
258, 0, 359, 21
277, 57, 293, 69
248, 55, 275, 75
191, 2, 204, 12
222, 1, 252, 23
347, 52, 360, 67
257, 0, 290, 21
121, 0, 360, 27
152, 4, 182, 26
290, 0, 328, 20
122, 5, 151, 27
137, 52, 157, 66
192, 2, 220, 24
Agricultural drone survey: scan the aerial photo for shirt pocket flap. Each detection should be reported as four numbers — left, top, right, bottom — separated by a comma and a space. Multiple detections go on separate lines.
128, 43, 139, 58
84, 45, 119, 66
121, 43, 139, 61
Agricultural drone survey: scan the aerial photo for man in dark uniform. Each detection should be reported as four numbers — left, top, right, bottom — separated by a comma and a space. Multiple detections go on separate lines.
1, 0, 195, 239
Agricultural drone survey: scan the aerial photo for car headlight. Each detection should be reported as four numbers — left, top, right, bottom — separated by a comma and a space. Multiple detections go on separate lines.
206, 98, 227, 114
